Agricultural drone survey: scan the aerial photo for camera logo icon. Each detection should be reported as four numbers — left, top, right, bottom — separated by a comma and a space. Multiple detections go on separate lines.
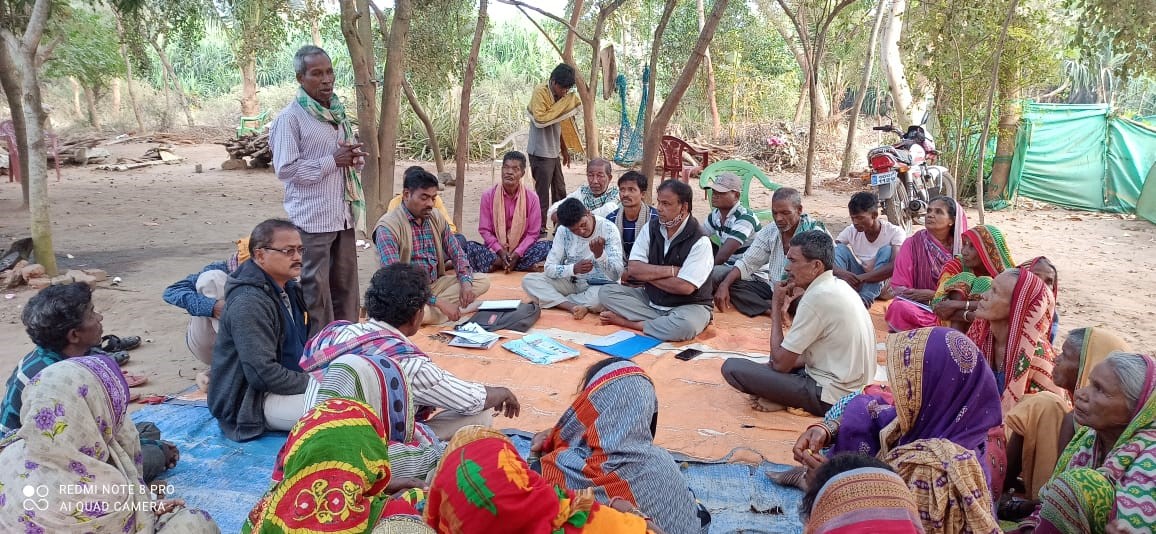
22, 485, 49, 511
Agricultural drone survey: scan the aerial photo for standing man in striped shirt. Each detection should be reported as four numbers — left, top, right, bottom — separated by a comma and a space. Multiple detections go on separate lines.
271, 45, 365, 336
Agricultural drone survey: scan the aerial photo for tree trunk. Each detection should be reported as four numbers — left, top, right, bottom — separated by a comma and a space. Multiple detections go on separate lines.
839, 0, 888, 177
150, 38, 195, 127
403, 78, 443, 173
239, 55, 259, 117
2, 0, 58, 275
377, 0, 413, 210
115, 14, 145, 133
112, 79, 121, 112
83, 85, 101, 129
453, 0, 488, 229
70, 77, 83, 117
639, 0, 729, 183
561, 0, 584, 61
697, 0, 720, 137
311, 19, 323, 47
158, 61, 172, 129
340, 0, 380, 226
989, 63, 1020, 202
764, 6, 829, 121
0, 34, 30, 207
640, 0, 679, 195
973, 0, 1020, 224
881, 0, 913, 126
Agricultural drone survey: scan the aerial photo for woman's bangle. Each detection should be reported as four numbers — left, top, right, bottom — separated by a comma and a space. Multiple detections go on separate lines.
964, 310, 973, 322
965, 301, 971, 311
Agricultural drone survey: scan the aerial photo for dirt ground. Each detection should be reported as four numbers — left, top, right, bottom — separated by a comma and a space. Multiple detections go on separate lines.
1, 141, 1154, 415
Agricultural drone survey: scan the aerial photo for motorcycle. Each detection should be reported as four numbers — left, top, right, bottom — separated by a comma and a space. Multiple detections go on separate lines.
865, 124, 956, 232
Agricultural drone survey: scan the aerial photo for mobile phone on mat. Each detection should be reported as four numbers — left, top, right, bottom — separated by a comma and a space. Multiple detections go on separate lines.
675, 348, 703, 361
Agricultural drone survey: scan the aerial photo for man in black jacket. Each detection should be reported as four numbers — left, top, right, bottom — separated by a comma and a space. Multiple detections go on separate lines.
209, 219, 311, 441
598, 180, 714, 341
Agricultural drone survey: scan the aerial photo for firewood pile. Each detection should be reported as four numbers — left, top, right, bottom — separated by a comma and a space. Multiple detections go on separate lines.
93, 146, 183, 171
219, 131, 272, 170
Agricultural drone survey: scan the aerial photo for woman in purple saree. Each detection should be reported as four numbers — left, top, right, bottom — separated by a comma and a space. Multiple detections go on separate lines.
885, 197, 968, 331
789, 327, 1002, 533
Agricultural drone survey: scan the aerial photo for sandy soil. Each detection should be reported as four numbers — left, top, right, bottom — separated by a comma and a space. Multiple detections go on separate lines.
1, 140, 1154, 417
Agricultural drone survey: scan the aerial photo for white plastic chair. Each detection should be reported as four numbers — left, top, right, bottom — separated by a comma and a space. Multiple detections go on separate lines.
491, 129, 529, 183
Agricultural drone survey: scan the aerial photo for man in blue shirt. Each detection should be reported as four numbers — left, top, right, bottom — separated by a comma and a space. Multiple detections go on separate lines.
605, 171, 658, 257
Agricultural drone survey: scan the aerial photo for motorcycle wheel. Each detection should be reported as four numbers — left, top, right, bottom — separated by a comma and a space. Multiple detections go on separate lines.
930, 170, 957, 199
883, 183, 914, 234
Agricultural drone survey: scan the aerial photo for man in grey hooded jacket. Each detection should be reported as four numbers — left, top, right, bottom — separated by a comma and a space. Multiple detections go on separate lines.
209, 219, 311, 441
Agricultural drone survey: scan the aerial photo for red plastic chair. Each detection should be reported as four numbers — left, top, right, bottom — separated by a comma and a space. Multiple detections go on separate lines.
1, 120, 62, 183
658, 135, 710, 183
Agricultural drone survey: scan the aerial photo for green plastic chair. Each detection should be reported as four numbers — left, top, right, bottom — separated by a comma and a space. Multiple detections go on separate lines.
236, 110, 270, 137
698, 159, 782, 224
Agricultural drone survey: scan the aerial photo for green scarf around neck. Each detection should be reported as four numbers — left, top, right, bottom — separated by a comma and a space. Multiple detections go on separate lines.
296, 86, 366, 234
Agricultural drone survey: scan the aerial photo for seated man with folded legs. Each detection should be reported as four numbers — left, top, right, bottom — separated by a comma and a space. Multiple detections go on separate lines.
374, 168, 491, 324
721, 231, 875, 415
833, 191, 905, 308
599, 180, 714, 342
713, 187, 827, 317
702, 172, 760, 276
523, 198, 625, 319
209, 218, 311, 441
466, 151, 552, 273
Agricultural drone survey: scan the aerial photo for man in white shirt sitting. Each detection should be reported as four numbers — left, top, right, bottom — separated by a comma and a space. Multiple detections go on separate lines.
598, 180, 714, 342
523, 198, 625, 319
833, 191, 906, 307
721, 230, 875, 416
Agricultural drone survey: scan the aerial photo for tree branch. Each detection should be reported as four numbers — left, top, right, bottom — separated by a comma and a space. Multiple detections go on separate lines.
515, 5, 564, 58
21, 0, 53, 51
497, 0, 594, 47
35, 35, 62, 68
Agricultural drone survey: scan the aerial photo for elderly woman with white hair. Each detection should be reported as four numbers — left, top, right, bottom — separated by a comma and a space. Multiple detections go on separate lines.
1023, 351, 1156, 533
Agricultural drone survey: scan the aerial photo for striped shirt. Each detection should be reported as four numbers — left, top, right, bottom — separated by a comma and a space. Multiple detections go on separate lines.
366, 320, 487, 415
1, 347, 68, 432
374, 208, 473, 284
270, 100, 353, 234
705, 204, 761, 265
734, 214, 828, 284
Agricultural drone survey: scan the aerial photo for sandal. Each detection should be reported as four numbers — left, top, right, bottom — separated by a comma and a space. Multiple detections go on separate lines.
101, 334, 141, 352
997, 495, 1037, 521
122, 371, 148, 388
767, 466, 808, 490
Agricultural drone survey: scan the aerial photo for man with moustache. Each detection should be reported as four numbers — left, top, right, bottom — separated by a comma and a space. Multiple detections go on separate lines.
712, 187, 828, 317
209, 219, 312, 441
465, 151, 552, 273
721, 231, 875, 416
598, 180, 714, 342
374, 168, 491, 325
546, 158, 621, 225
271, 45, 365, 336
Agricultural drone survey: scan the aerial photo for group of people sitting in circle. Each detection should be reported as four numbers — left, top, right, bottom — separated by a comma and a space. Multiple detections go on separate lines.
0, 151, 1151, 534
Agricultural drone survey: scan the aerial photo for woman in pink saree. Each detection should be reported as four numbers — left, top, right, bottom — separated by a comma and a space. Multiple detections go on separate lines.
884, 197, 968, 331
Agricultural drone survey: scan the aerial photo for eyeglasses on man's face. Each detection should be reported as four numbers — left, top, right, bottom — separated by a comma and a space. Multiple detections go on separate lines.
262, 246, 306, 257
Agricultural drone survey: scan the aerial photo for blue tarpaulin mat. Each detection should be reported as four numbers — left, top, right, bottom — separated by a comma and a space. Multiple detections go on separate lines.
133, 403, 804, 533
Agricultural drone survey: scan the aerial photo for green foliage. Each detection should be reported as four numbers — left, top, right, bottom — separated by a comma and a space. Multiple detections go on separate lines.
211, 0, 293, 63
406, 0, 476, 95
43, 7, 125, 96
1066, 0, 1156, 78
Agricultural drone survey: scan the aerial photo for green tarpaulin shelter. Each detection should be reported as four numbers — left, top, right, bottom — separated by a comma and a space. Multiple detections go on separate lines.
1004, 102, 1156, 214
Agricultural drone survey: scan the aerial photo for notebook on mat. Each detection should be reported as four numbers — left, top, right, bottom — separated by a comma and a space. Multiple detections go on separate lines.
584, 330, 661, 359
503, 334, 580, 365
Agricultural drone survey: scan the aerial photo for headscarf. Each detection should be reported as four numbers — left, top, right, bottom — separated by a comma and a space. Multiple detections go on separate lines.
1051, 355, 1156, 531
883, 439, 1000, 534
0, 355, 218, 533
243, 398, 394, 534
424, 426, 651, 534
804, 467, 924, 534
1072, 328, 1130, 390
967, 269, 1064, 412
892, 199, 968, 291
303, 352, 442, 480
301, 320, 429, 382
492, 183, 529, 255
932, 225, 1016, 306
833, 328, 1002, 467
296, 86, 366, 234
1019, 256, 1060, 341
1037, 468, 1116, 534
539, 360, 704, 534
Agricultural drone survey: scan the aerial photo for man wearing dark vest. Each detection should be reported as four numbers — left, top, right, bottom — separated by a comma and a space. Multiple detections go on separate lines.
599, 179, 714, 341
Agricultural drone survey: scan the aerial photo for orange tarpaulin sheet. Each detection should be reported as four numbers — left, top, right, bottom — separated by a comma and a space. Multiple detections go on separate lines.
410, 272, 891, 465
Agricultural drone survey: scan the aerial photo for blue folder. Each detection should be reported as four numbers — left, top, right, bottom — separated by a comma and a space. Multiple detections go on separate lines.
584, 331, 662, 359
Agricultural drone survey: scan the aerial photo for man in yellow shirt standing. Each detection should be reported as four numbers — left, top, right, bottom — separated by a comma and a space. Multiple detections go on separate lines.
527, 63, 584, 229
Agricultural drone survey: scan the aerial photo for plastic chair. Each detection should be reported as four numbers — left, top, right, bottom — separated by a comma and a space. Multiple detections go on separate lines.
659, 135, 709, 183
1, 120, 62, 183
236, 110, 269, 138
491, 129, 529, 183
699, 159, 781, 223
